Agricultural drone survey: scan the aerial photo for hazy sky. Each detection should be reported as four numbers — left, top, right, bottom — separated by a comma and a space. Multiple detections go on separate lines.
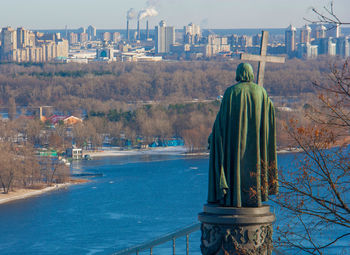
1, 0, 349, 30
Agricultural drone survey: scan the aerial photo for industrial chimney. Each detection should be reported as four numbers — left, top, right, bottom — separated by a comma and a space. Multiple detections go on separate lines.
137, 20, 140, 40
146, 20, 149, 40
127, 20, 130, 41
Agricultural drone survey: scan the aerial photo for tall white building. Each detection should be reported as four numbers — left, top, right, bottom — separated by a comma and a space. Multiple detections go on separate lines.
285, 25, 296, 56
155, 20, 175, 54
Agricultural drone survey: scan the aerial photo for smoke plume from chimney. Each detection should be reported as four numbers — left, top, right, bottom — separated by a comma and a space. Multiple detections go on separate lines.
127, 8, 137, 20
138, 7, 158, 20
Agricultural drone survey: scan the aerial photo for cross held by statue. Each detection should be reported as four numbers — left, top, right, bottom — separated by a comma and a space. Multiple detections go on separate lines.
240, 31, 285, 87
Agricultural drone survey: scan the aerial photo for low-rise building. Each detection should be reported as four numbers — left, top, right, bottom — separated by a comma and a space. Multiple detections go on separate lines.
66, 146, 82, 160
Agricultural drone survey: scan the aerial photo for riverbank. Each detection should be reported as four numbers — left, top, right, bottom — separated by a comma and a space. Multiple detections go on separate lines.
83, 146, 303, 158
0, 179, 88, 205
84, 146, 188, 158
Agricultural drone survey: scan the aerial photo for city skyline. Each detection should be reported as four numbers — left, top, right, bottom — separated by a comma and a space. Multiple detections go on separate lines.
1, 0, 349, 30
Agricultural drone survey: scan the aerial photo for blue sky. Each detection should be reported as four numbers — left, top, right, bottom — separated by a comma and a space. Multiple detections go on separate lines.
1, 0, 349, 29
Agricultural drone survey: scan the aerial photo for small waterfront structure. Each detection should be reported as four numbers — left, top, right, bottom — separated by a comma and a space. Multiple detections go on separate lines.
66, 147, 82, 160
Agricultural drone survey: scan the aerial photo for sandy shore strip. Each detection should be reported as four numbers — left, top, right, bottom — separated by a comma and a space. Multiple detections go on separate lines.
0, 183, 70, 205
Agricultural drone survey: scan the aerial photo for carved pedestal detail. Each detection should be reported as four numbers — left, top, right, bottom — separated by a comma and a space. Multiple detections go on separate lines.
198, 205, 275, 255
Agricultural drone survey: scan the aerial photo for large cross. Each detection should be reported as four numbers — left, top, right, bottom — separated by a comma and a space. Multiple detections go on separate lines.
240, 31, 285, 87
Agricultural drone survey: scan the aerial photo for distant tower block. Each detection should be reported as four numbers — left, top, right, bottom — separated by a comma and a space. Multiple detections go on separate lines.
87, 25, 96, 40
285, 25, 296, 56
336, 37, 350, 58
155, 20, 175, 53
300, 25, 311, 44
0, 27, 17, 61
184, 23, 201, 44
316, 25, 327, 39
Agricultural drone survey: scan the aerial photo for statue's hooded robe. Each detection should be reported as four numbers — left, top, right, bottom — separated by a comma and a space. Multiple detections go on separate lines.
208, 63, 278, 207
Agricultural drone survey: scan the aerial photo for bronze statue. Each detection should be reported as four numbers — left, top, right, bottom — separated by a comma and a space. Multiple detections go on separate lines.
208, 63, 278, 207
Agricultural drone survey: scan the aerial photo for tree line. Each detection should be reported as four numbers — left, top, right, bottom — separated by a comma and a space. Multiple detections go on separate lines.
0, 57, 339, 114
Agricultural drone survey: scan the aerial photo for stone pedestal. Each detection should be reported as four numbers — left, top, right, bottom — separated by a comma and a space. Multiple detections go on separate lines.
198, 204, 275, 255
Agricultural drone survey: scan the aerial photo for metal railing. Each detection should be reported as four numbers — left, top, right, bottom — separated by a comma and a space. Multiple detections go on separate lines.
112, 223, 287, 255
112, 223, 201, 255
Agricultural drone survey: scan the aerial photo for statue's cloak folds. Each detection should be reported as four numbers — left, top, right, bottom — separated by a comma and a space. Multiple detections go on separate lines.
208, 64, 278, 207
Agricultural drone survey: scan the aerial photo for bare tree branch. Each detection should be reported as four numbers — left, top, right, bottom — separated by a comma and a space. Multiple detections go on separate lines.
304, 1, 350, 26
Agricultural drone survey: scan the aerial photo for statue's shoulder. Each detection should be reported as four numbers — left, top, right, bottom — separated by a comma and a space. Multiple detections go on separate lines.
225, 82, 268, 97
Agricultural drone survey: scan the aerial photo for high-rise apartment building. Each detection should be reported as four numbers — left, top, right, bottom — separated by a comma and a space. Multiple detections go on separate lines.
184, 23, 201, 44
300, 25, 311, 44
155, 20, 175, 54
112, 32, 121, 44
228, 34, 239, 47
318, 37, 336, 56
0, 26, 68, 62
79, 33, 88, 43
17, 27, 29, 48
285, 25, 296, 56
87, 25, 96, 40
252, 34, 262, 46
326, 24, 341, 38
315, 25, 327, 39
1, 27, 17, 61
69, 32, 78, 44
238, 35, 253, 48
77, 27, 86, 34
205, 35, 230, 57
336, 37, 350, 58
102, 32, 111, 42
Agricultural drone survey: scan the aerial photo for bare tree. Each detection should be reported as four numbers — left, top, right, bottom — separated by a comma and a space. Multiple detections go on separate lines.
275, 60, 350, 254
17, 144, 40, 188
39, 156, 63, 186
8, 96, 16, 121
0, 143, 17, 193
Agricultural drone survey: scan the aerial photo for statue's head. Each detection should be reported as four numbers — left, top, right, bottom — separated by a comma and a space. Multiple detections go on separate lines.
235, 63, 254, 82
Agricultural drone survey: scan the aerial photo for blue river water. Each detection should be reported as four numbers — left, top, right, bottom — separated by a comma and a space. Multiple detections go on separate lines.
0, 153, 348, 255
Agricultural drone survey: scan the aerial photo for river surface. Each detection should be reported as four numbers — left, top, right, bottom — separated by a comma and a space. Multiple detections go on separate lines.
0, 153, 348, 255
